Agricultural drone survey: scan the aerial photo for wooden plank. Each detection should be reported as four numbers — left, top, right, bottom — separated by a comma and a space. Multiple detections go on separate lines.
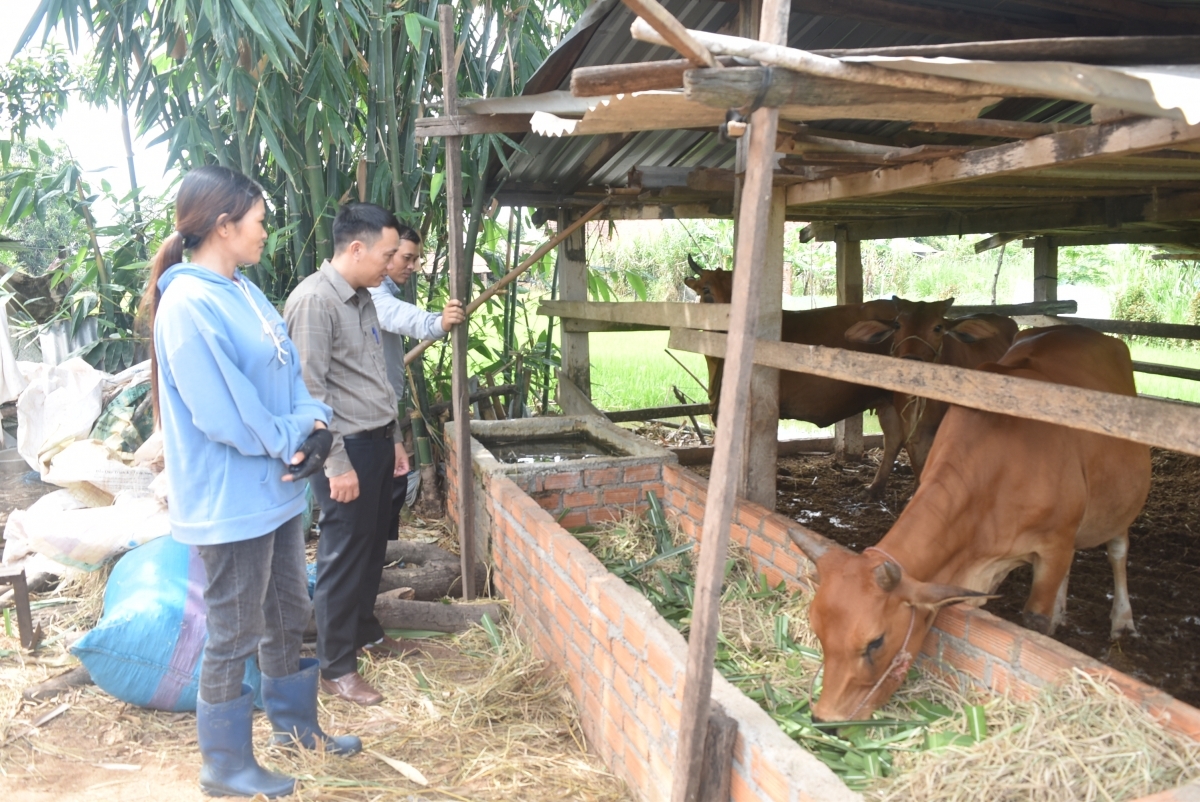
672, 434, 886, 465
668, 328, 1200, 457
605, 403, 710, 423
558, 208, 592, 397
631, 20, 1038, 99
815, 36, 1200, 65
440, 6, 475, 602
787, 117, 1200, 206
414, 113, 531, 138
834, 227, 864, 461
974, 232, 1024, 253
1132, 361, 1200, 382
671, 0, 789, 796
1034, 237, 1059, 303
620, 0, 719, 68
537, 300, 730, 330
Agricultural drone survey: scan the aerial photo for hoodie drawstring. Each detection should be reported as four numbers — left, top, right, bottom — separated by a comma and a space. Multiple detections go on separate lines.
234, 274, 288, 365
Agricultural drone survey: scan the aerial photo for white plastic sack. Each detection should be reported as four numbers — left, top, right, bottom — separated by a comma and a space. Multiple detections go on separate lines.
17, 357, 106, 475
4, 492, 170, 572
0, 301, 27, 404
44, 439, 157, 505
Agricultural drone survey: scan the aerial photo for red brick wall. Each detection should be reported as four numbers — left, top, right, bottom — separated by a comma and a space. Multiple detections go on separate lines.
449, 430, 1200, 801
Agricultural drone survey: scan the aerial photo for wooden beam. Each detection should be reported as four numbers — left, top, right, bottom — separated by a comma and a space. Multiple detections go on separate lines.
671, 0, 788, 797
834, 226, 864, 461
631, 20, 1034, 99
697, 702, 738, 802
1023, 231, 1200, 247
414, 113, 531, 138
787, 117, 1200, 206
1066, 317, 1200, 340
973, 232, 1024, 253
786, 0, 1108, 40
1034, 237, 1059, 303
799, 190, 1200, 241
440, 6, 475, 601
604, 403, 711, 423
556, 369, 604, 416
570, 57, 736, 97
1132, 361, 1200, 382
1012, 0, 1200, 31
558, 208, 591, 397
668, 328, 1200, 458
1152, 253, 1200, 260
910, 120, 1085, 140
743, 186, 784, 508
684, 66, 990, 110
672, 434, 886, 465
953, 300, 1077, 316
537, 300, 730, 330
620, 0, 719, 68
814, 36, 1200, 65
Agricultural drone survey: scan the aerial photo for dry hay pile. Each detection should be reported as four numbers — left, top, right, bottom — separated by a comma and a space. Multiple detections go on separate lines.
1, 552, 630, 801
590, 511, 1200, 802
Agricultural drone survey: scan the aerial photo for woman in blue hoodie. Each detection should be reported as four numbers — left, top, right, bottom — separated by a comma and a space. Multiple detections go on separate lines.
146, 165, 361, 798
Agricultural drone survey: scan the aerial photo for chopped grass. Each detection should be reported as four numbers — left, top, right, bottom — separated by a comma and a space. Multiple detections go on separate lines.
582, 504, 1200, 800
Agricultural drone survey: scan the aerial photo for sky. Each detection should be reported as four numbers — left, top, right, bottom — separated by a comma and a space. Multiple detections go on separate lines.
4, 0, 177, 224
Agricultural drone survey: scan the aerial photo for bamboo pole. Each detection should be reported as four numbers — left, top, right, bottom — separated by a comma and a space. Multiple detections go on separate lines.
404, 197, 610, 365
439, 6, 475, 601
670, 0, 789, 797
629, 18, 1041, 99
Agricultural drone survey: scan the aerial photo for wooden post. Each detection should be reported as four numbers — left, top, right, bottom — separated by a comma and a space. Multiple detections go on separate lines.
670, 0, 789, 797
558, 207, 592, 398
439, 6, 475, 601
834, 226, 864, 462
1034, 236, 1058, 303
741, 186, 784, 508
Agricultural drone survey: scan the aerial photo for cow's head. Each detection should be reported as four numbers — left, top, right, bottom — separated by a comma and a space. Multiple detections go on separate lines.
843, 297, 1002, 362
790, 531, 989, 721
683, 254, 734, 303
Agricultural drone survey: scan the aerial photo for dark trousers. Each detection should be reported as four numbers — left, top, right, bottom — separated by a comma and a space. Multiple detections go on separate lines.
195, 516, 310, 704
310, 438, 394, 679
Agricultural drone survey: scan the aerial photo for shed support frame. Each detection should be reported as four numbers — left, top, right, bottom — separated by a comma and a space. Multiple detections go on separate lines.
834, 226, 865, 461
558, 208, 592, 398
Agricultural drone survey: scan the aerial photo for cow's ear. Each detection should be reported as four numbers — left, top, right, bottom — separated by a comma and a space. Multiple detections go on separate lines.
947, 317, 1000, 343
939, 297, 955, 314
906, 580, 996, 611
845, 319, 897, 344
684, 277, 701, 292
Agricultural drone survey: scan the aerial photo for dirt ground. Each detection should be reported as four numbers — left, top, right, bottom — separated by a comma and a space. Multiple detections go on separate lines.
701, 447, 1200, 708
0, 512, 631, 802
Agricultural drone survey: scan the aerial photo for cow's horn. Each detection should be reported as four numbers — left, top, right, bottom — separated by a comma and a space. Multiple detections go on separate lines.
687, 253, 703, 275
874, 560, 902, 592
786, 524, 838, 564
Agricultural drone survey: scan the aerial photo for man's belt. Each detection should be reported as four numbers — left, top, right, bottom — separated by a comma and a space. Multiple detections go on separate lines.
343, 422, 396, 441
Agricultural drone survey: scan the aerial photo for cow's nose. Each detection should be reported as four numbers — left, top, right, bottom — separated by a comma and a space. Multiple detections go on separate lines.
811, 713, 826, 724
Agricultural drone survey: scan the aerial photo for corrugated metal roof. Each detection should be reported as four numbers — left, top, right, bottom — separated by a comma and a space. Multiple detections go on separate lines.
490, 0, 1200, 241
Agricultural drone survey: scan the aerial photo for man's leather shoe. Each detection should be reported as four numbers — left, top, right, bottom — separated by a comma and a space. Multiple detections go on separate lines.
319, 672, 383, 706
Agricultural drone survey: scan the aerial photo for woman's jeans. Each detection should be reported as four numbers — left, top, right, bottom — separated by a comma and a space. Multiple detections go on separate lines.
195, 515, 312, 705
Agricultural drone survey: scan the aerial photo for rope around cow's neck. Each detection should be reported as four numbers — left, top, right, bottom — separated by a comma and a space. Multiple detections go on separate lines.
890, 333, 942, 361
845, 547, 918, 720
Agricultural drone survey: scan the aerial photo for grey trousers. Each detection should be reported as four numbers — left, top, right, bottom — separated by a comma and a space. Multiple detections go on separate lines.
195, 515, 312, 705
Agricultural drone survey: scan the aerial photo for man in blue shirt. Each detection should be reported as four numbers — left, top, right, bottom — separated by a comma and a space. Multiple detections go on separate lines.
368, 224, 465, 529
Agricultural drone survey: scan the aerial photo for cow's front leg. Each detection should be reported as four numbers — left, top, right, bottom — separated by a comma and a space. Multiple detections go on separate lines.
866, 401, 902, 501
1106, 531, 1136, 638
1023, 545, 1074, 636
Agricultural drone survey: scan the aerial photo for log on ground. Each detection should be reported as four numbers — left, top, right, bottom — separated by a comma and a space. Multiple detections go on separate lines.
374, 597, 506, 633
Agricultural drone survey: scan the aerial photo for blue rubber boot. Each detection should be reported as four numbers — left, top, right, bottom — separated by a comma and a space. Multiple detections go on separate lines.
197, 685, 295, 798
261, 658, 362, 756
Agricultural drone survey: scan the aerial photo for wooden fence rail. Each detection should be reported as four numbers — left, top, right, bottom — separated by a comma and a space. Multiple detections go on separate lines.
668, 328, 1200, 457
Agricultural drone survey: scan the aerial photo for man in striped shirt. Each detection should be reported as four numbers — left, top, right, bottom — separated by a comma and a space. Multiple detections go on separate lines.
284, 204, 407, 706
